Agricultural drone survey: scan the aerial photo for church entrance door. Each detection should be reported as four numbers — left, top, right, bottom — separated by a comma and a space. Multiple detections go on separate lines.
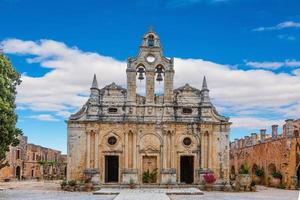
105, 155, 119, 183
180, 156, 194, 184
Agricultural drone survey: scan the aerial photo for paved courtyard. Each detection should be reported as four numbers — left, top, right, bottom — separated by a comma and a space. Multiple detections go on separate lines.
0, 181, 299, 200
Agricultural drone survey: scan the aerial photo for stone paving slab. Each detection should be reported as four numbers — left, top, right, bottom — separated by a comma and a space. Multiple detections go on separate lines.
93, 188, 203, 195
94, 188, 203, 200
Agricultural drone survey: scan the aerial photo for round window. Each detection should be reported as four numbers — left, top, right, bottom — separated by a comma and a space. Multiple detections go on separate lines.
183, 137, 192, 146
108, 136, 117, 145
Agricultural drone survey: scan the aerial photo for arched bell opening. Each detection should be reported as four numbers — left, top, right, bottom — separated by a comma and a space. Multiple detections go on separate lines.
136, 64, 146, 96
154, 65, 165, 96
147, 34, 155, 47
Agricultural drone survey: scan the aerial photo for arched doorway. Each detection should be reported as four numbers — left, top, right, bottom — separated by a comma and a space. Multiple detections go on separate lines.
230, 166, 236, 180
297, 164, 300, 188
16, 166, 21, 179
268, 163, 276, 176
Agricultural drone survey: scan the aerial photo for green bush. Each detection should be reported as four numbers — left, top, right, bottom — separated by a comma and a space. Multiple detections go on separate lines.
68, 180, 77, 186
278, 183, 286, 189
255, 167, 264, 177
142, 168, 158, 183
239, 165, 249, 174
272, 172, 282, 179
60, 180, 67, 188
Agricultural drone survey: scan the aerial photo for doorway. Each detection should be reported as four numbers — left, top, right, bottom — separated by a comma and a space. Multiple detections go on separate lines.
105, 155, 119, 183
16, 166, 21, 179
297, 165, 300, 188
180, 156, 194, 184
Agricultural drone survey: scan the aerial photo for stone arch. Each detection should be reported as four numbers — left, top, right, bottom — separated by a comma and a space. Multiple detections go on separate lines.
139, 133, 162, 152
252, 164, 259, 175
16, 166, 21, 179
267, 163, 276, 175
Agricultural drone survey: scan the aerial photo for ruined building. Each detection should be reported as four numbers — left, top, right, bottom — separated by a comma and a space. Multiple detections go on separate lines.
67, 29, 231, 185
0, 135, 67, 181
230, 119, 300, 189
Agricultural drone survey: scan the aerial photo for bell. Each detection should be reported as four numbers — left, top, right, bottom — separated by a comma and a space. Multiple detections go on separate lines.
137, 68, 144, 80
138, 72, 144, 80
156, 72, 163, 82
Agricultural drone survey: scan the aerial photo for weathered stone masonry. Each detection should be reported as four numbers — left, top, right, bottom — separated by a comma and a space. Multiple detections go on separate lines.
67, 29, 231, 185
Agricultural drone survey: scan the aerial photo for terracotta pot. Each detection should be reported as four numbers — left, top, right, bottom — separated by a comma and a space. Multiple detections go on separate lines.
270, 177, 281, 187
253, 175, 261, 184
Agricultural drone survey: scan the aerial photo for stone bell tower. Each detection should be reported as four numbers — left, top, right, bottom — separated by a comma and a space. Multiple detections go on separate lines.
126, 28, 174, 121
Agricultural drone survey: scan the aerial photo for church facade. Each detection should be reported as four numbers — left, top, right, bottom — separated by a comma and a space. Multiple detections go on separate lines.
67, 29, 231, 185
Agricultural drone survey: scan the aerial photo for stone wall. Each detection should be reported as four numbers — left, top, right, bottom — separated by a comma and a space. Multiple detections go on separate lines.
230, 119, 300, 189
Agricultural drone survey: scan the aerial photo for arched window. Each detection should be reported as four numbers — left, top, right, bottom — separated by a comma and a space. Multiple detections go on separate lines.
148, 34, 154, 46
136, 64, 146, 96
155, 65, 164, 95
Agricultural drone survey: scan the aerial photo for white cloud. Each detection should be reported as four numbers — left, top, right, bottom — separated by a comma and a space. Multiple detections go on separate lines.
231, 117, 284, 129
245, 59, 300, 69
28, 114, 59, 122
253, 21, 300, 32
277, 35, 296, 41
1, 38, 300, 130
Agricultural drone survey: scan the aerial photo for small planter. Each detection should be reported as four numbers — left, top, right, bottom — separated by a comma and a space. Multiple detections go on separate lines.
253, 175, 261, 184
236, 174, 251, 191
270, 177, 281, 187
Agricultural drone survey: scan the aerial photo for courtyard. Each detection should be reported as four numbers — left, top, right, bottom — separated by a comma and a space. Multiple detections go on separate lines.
0, 181, 299, 200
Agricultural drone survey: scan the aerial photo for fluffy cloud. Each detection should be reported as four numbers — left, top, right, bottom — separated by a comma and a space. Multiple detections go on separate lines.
253, 21, 300, 32
245, 60, 300, 69
1, 38, 300, 130
28, 114, 59, 122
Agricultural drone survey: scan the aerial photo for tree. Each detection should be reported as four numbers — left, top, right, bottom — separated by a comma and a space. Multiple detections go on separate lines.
0, 52, 22, 169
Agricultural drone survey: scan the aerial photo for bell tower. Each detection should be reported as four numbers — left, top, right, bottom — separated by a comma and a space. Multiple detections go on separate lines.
126, 28, 174, 106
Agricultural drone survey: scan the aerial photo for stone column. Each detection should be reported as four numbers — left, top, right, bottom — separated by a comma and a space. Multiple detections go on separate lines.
171, 132, 175, 168
163, 133, 167, 169
146, 70, 155, 104
126, 68, 136, 103
200, 133, 205, 169
125, 132, 129, 168
133, 132, 137, 169
163, 69, 174, 103
94, 133, 99, 168
86, 132, 91, 168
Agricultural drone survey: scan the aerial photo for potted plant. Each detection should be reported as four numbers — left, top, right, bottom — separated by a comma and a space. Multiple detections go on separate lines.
253, 167, 264, 184
129, 178, 136, 189
203, 172, 216, 191
142, 168, 158, 183
236, 165, 251, 191
270, 172, 282, 187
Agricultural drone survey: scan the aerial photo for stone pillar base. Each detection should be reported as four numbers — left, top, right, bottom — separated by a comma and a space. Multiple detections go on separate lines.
83, 168, 100, 185
122, 169, 138, 184
161, 168, 176, 184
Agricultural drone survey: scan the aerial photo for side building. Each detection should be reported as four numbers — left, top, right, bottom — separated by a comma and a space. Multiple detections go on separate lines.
0, 135, 67, 181
230, 119, 300, 189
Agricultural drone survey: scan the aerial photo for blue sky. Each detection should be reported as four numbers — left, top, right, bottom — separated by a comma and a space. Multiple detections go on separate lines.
1, 0, 300, 153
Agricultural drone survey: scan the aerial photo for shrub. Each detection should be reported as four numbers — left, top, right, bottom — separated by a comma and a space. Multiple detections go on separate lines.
272, 172, 282, 179
255, 167, 264, 177
279, 183, 286, 189
60, 180, 67, 188
250, 181, 256, 187
68, 180, 77, 187
239, 165, 249, 175
203, 173, 216, 184
142, 168, 158, 183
